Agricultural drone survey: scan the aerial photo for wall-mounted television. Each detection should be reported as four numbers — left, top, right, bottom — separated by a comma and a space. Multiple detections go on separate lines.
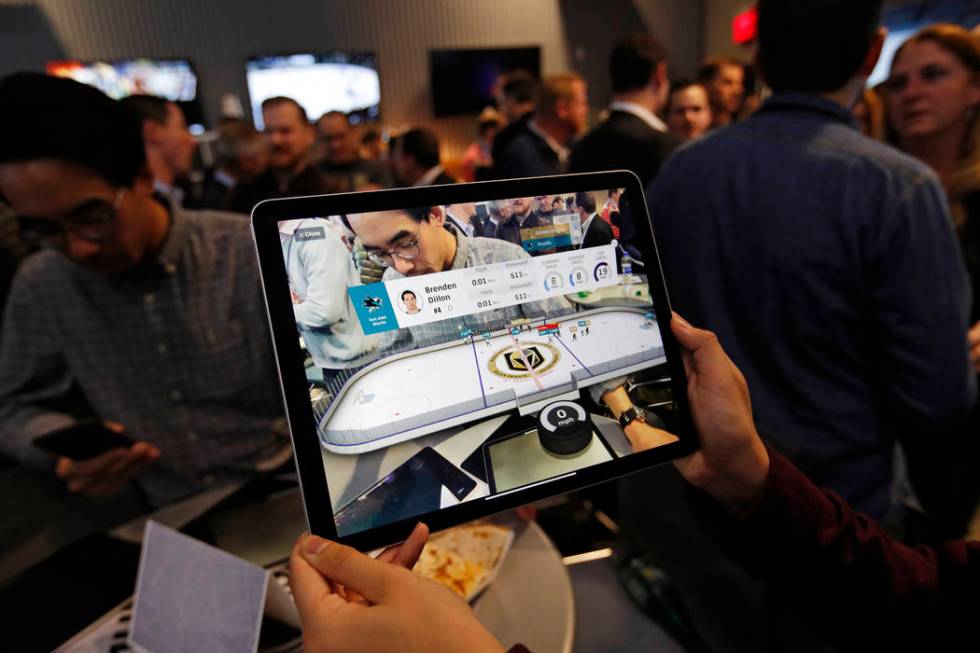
245, 52, 380, 130
429, 47, 540, 117
46, 58, 204, 128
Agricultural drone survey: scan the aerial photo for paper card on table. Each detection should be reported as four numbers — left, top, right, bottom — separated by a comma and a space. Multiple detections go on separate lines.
129, 521, 269, 653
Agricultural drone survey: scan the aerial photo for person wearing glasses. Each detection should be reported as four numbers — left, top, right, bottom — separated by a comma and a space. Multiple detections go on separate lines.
0, 73, 291, 509
344, 206, 573, 352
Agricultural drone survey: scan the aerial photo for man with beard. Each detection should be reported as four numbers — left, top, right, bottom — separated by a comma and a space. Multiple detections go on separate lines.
229, 96, 325, 214
493, 73, 589, 179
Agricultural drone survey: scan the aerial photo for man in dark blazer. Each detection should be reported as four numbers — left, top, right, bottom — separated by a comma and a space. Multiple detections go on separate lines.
493, 73, 589, 180
230, 97, 326, 214
576, 191, 614, 249
491, 70, 537, 173
390, 128, 457, 188
570, 33, 678, 187
569, 33, 679, 258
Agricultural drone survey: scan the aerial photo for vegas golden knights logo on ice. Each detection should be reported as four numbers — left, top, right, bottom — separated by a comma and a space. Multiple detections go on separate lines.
488, 342, 561, 379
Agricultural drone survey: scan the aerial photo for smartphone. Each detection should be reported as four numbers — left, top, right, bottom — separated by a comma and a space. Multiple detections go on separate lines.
33, 420, 134, 460
334, 447, 477, 535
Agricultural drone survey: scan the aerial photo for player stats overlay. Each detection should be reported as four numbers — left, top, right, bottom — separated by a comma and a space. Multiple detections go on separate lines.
275, 187, 680, 537
348, 244, 619, 336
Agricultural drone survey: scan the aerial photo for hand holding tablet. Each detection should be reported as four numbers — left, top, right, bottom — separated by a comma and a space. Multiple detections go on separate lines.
285, 312, 776, 653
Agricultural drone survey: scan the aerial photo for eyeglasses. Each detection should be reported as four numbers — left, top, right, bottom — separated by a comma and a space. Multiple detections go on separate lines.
367, 225, 422, 267
17, 188, 126, 251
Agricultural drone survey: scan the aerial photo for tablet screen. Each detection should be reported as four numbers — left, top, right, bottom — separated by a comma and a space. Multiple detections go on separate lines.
273, 186, 681, 537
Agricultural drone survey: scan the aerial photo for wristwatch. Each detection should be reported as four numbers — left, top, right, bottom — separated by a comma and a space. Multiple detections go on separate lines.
618, 406, 647, 430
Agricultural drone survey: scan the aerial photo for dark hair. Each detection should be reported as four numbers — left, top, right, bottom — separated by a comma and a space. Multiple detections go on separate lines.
669, 78, 705, 96
397, 128, 440, 169
666, 79, 708, 112
501, 70, 537, 104
610, 32, 668, 94
0, 72, 145, 187
341, 206, 432, 234
361, 127, 382, 144
575, 191, 597, 214
261, 96, 310, 124
318, 110, 349, 126
406, 206, 433, 222
401, 289, 417, 300
215, 118, 263, 167
757, 0, 883, 93
119, 94, 172, 125
697, 57, 742, 84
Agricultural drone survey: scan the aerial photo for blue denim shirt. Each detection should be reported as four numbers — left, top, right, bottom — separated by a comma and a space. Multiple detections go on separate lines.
648, 93, 975, 518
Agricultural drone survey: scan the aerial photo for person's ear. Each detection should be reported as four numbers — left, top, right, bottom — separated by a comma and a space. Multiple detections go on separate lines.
428, 206, 446, 227
861, 27, 888, 78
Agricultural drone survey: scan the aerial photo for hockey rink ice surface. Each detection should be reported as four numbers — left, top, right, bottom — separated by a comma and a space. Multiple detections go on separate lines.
319, 306, 664, 453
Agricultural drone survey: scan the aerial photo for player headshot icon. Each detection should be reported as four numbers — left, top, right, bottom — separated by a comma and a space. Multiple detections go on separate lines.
400, 289, 421, 314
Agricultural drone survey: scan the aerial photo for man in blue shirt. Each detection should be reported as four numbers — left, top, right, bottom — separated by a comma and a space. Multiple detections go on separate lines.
649, 0, 974, 523
628, 0, 976, 649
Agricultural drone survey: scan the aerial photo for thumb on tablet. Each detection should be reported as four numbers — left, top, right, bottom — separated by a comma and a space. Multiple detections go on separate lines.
299, 535, 402, 604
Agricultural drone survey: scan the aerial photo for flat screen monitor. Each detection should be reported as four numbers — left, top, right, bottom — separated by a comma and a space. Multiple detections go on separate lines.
429, 47, 540, 116
46, 58, 203, 128
245, 52, 380, 130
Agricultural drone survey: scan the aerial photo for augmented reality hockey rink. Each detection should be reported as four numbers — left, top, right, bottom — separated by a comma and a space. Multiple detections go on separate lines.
320, 306, 664, 453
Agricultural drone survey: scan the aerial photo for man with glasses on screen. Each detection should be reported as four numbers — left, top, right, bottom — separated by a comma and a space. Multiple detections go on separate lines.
345, 206, 572, 351
0, 73, 290, 509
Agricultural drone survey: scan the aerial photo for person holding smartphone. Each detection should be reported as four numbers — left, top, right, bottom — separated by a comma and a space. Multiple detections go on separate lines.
0, 73, 289, 507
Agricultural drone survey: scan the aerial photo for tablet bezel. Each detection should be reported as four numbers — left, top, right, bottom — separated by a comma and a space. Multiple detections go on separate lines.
251, 170, 698, 550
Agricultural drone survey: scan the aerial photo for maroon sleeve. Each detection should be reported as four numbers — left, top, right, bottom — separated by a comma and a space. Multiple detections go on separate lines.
704, 450, 980, 649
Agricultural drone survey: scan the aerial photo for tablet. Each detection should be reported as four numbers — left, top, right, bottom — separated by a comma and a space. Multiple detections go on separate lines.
252, 171, 697, 550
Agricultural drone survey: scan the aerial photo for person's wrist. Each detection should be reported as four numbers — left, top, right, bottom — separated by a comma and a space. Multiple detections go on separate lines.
601, 387, 631, 418
712, 441, 770, 519
623, 420, 645, 443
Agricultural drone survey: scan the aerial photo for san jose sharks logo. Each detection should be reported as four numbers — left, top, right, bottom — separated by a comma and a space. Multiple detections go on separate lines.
361, 296, 383, 312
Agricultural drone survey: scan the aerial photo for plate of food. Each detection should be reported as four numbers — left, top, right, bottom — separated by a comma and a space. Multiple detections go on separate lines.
413, 523, 514, 601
